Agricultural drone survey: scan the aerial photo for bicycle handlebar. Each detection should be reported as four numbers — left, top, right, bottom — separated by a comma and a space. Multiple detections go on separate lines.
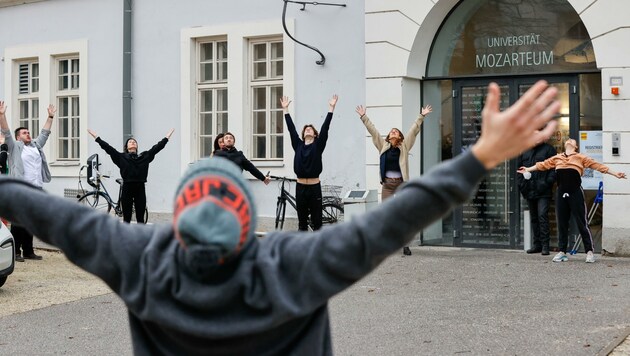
266, 172, 297, 182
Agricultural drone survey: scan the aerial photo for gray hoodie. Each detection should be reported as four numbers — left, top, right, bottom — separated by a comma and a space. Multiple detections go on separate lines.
0, 151, 487, 355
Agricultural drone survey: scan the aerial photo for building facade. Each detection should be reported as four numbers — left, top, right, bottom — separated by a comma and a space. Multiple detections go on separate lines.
1, 0, 629, 255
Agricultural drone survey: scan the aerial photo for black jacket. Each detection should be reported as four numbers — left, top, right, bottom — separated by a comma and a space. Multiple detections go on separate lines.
0, 144, 8, 175
214, 147, 267, 181
285, 112, 332, 178
95, 137, 168, 183
517, 143, 557, 199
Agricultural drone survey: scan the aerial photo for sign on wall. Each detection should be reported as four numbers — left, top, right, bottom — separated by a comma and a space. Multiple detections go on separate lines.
579, 131, 603, 190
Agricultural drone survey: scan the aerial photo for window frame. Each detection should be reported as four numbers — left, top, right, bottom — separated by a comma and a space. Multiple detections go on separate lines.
16, 60, 40, 138
196, 38, 229, 159
55, 56, 81, 162
248, 38, 284, 161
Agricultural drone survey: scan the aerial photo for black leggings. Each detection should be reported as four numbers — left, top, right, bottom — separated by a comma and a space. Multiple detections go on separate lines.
296, 183, 322, 231
556, 188, 593, 253
121, 182, 146, 224
11, 224, 34, 256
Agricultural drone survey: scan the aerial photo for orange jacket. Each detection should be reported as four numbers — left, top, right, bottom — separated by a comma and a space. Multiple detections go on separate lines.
535, 153, 609, 176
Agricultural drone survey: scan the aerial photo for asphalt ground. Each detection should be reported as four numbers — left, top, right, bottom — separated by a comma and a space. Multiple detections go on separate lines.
2, 243, 629, 355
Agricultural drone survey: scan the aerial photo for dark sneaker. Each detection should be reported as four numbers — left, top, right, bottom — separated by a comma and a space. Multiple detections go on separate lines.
526, 247, 542, 254
541, 246, 550, 256
15, 254, 24, 262
23, 253, 43, 260
402, 247, 412, 256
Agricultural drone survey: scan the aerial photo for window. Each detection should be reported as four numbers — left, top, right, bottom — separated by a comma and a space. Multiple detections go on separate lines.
56, 57, 80, 160
197, 40, 228, 157
250, 40, 283, 159
16, 62, 40, 136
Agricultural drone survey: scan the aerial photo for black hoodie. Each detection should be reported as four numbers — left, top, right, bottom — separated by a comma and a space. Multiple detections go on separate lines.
95, 137, 168, 183
0, 151, 487, 355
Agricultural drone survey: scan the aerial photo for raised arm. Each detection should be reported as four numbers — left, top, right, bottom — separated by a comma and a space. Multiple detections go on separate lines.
0, 177, 153, 293
261, 81, 560, 311
42, 104, 56, 131
143, 129, 173, 162
31, 104, 56, 149
281, 96, 300, 150
91, 132, 122, 166
356, 105, 385, 151
403, 105, 432, 151
316, 95, 338, 151
0, 101, 8, 131
0, 101, 15, 150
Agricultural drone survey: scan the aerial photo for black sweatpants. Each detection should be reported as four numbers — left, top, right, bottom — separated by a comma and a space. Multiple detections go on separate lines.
526, 197, 551, 248
296, 182, 322, 231
11, 224, 35, 256
121, 182, 146, 224
556, 188, 593, 253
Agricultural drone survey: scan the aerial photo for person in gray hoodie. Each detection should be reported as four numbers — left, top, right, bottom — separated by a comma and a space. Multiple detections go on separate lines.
0, 100, 56, 261
0, 81, 560, 355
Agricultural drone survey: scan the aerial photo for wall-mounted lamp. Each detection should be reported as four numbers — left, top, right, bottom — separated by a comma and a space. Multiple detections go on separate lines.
282, 0, 347, 66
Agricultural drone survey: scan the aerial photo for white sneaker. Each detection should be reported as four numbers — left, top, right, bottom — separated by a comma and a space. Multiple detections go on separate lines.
585, 251, 595, 263
552, 252, 568, 262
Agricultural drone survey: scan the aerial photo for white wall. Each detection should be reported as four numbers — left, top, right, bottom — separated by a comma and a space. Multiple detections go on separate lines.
0, 0, 123, 199
129, 0, 366, 219
2, 0, 366, 225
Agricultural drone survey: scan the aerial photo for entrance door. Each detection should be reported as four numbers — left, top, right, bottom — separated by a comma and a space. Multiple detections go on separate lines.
452, 76, 577, 248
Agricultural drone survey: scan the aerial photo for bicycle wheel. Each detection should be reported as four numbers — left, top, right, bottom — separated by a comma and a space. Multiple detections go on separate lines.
78, 191, 113, 214
321, 202, 344, 225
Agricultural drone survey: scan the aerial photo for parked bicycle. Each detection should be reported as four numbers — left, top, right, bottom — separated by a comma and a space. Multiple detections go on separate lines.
76, 154, 148, 223
268, 174, 343, 230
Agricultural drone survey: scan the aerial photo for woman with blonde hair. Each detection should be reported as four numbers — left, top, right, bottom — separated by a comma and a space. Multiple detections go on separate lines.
518, 138, 626, 263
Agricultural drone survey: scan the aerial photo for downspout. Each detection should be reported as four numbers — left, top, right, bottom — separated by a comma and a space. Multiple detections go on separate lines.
123, 0, 132, 140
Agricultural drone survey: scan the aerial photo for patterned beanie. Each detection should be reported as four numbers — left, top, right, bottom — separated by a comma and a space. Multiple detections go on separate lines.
173, 157, 256, 265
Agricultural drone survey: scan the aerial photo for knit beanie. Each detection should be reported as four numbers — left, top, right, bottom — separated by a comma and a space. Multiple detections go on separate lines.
173, 157, 256, 265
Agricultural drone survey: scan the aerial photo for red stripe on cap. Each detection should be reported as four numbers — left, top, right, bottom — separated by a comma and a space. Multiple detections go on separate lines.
174, 175, 252, 255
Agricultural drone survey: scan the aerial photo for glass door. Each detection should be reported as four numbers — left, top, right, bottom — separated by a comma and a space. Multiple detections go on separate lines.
451, 76, 577, 248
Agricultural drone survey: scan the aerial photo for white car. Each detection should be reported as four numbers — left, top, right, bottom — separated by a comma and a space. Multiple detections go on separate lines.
0, 221, 15, 288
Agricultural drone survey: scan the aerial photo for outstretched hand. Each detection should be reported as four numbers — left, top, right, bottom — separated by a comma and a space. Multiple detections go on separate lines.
87, 129, 98, 139
329, 94, 339, 112
613, 171, 627, 179
47, 104, 57, 118
280, 96, 292, 112
421, 105, 432, 117
355, 105, 366, 117
472, 81, 560, 170
166, 128, 175, 139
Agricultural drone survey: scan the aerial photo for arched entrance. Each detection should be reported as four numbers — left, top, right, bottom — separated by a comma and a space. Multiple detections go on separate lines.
419, 0, 602, 249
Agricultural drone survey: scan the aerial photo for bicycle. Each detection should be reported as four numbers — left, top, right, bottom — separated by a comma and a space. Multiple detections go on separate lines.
268, 174, 344, 230
76, 154, 148, 223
